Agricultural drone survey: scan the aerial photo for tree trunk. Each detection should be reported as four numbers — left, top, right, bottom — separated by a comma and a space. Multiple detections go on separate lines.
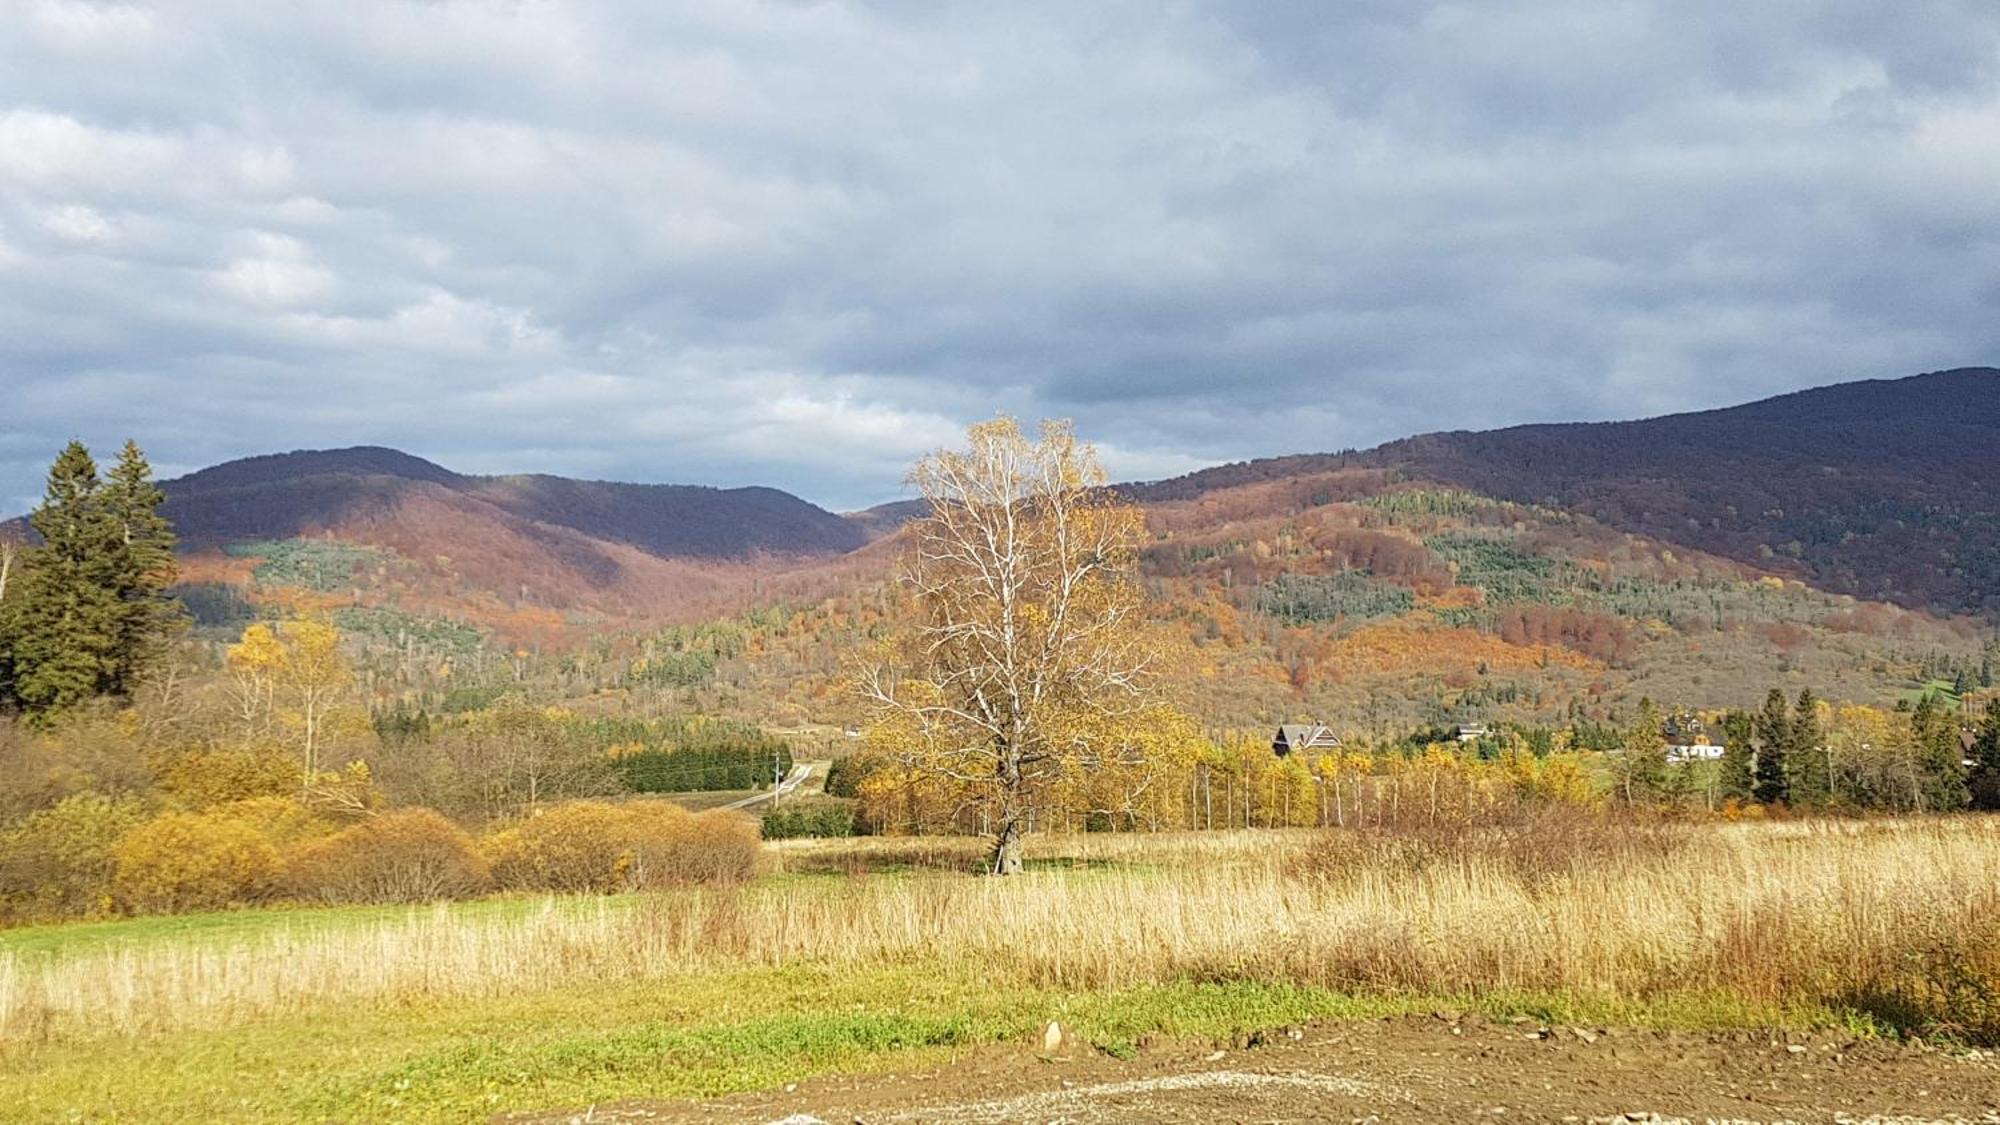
991, 814, 1025, 875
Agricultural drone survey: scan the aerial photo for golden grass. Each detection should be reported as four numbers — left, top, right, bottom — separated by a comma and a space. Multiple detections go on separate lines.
5, 818, 1998, 1044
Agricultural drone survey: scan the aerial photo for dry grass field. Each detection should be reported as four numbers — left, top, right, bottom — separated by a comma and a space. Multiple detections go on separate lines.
3, 817, 1998, 1120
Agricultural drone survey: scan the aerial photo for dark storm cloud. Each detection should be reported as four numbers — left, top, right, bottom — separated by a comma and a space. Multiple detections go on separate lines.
3, 0, 1998, 512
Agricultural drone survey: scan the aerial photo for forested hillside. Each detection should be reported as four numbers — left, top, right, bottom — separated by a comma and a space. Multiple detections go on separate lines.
1139, 368, 2000, 616
7, 369, 1992, 734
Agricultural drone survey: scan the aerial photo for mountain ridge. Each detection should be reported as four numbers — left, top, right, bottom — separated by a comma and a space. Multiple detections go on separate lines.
8, 366, 1995, 621
1118, 367, 2000, 615
155, 445, 871, 563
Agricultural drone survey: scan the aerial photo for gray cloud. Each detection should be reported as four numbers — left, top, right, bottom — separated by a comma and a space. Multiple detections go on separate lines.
3, 0, 1998, 512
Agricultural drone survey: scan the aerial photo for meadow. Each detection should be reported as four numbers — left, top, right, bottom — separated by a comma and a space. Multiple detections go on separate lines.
4, 817, 1998, 1121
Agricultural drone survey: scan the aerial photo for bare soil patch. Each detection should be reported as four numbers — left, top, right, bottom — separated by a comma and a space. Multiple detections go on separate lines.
510, 1014, 2000, 1124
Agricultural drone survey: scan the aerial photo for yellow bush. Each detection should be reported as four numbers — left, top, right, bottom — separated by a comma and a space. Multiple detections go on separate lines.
0, 793, 149, 923
114, 811, 279, 914
652, 809, 761, 886
485, 800, 758, 893
283, 808, 488, 904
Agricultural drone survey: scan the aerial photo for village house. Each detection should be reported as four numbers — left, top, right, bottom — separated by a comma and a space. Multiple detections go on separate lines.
1666, 740, 1726, 763
1272, 723, 1341, 758
1664, 709, 1726, 763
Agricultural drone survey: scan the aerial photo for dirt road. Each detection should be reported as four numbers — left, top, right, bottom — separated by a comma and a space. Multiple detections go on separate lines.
515, 1015, 2000, 1124
716, 764, 814, 811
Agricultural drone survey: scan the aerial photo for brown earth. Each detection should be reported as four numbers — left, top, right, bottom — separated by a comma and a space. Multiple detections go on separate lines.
510, 1014, 2000, 1124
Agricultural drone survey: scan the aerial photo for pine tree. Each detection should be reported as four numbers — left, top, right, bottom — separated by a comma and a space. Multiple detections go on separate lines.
1718, 709, 1755, 801
1752, 688, 1791, 805
1785, 688, 1830, 807
3, 443, 124, 714
100, 440, 181, 695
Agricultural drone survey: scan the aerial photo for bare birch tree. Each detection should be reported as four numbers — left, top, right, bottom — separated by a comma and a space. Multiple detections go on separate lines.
862, 418, 1152, 874
0, 532, 17, 603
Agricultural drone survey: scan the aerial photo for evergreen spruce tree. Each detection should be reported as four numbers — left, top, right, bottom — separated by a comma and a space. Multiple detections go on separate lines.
1752, 687, 1791, 805
1718, 709, 1756, 801
1970, 703, 2000, 811
1910, 693, 1969, 811
4, 443, 123, 714
100, 440, 181, 695
1785, 688, 1830, 807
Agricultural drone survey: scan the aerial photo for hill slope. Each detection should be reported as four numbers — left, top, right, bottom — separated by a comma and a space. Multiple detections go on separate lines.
148, 446, 869, 620
1134, 368, 2000, 616
164, 446, 867, 560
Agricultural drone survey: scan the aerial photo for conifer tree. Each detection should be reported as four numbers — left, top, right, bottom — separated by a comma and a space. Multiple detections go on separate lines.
100, 440, 181, 695
1718, 709, 1755, 801
1969, 703, 2000, 811
1614, 697, 1669, 804
1752, 688, 1791, 805
1785, 688, 1830, 806
1909, 693, 1968, 811
3, 443, 123, 714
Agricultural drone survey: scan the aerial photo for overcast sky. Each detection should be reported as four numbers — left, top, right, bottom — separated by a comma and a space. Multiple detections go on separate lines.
4, 1, 1999, 512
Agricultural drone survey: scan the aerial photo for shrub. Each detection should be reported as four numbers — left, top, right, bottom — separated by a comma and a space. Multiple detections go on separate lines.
653, 809, 761, 885
0, 712, 153, 823
485, 800, 758, 892
113, 810, 279, 914
0, 793, 150, 922
283, 808, 488, 904
761, 798, 858, 840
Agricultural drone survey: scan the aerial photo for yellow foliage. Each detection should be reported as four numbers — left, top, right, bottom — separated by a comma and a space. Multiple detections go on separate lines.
113, 810, 279, 914
302, 760, 383, 818
284, 809, 488, 904
227, 619, 357, 778
1326, 622, 1598, 680
1501, 750, 1600, 806
217, 796, 332, 846
484, 800, 757, 892
0, 794, 149, 923
154, 746, 303, 807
